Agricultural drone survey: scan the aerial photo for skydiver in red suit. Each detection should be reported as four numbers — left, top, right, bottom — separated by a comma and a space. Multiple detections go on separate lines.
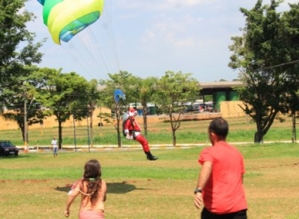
124, 108, 158, 161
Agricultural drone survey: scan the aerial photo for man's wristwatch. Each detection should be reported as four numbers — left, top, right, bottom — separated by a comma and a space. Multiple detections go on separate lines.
194, 188, 202, 194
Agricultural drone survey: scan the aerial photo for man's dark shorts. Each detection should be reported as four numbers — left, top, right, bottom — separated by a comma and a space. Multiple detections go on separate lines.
201, 207, 247, 219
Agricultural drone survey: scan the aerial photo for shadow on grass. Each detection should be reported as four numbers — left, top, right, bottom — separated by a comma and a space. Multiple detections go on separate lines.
55, 181, 141, 194
56, 186, 70, 193
0, 155, 23, 159
107, 182, 138, 194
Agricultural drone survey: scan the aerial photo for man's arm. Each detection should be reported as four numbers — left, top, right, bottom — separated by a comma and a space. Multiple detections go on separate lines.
194, 161, 212, 209
124, 118, 133, 139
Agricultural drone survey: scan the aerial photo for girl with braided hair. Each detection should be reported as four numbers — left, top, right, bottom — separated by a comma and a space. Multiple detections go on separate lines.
64, 159, 107, 219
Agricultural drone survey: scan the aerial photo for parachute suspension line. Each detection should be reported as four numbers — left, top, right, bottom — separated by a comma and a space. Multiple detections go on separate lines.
71, 0, 121, 78
52, 12, 105, 80
61, 41, 99, 79
86, 0, 121, 76
104, 0, 121, 72
84, 26, 113, 76
61, 4, 108, 79
66, 39, 100, 79
74, 31, 108, 78
36, 0, 110, 79
90, 0, 117, 75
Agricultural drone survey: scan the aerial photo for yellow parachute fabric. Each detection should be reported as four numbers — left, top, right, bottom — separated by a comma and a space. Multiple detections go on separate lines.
37, 0, 104, 44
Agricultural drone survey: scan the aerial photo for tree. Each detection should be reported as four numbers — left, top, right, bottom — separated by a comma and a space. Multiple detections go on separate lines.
31, 68, 90, 149
228, 0, 293, 143
1, 81, 46, 143
285, 89, 299, 142
99, 71, 138, 147
85, 79, 102, 147
0, 0, 43, 102
136, 77, 158, 136
280, 3, 299, 142
154, 71, 199, 146
0, 0, 43, 145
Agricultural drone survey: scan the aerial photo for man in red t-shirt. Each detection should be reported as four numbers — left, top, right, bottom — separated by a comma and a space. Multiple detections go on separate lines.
194, 118, 247, 219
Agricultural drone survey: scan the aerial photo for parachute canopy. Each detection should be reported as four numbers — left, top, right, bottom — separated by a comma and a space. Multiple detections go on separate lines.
37, 0, 104, 44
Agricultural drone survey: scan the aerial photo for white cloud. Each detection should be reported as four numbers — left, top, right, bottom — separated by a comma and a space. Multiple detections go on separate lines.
115, 0, 214, 11
138, 7, 204, 50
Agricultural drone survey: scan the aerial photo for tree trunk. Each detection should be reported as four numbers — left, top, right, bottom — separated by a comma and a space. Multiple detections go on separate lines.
58, 120, 63, 149
90, 111, 94, 147
143, 105, 148, 136
116, 105, 122, 148
117, 119, 122, 148
254, 131, 263, 143
21, 123, 25, 142
292, 112, 296, 143
172, 129, 176, 146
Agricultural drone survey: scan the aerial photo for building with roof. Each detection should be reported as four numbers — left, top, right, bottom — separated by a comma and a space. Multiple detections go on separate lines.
199, 81, 244, 112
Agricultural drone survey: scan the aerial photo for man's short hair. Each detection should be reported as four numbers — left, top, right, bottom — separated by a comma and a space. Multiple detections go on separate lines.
208, 117, 229, 138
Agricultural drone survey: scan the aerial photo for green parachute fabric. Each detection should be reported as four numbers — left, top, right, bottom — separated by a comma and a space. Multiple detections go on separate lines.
37, 0, 104, 44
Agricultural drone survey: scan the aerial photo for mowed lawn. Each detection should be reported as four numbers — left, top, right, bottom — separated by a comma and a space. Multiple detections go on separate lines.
0, 143, 299, 219
1, 115, 298, 146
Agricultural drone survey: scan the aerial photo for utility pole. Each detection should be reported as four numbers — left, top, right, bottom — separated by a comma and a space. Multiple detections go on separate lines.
23, 83, 34, 154
24, 97, 28, 153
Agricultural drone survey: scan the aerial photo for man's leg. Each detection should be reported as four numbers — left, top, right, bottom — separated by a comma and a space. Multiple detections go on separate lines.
135, 135, 149, 152
135, 135, 158, 160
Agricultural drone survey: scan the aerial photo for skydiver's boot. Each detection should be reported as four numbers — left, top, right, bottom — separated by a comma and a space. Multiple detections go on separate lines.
145, 151, 158, 161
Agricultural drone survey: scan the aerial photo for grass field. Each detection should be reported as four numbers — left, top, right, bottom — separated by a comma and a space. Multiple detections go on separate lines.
0, 115, 297, 146
1, 142, 299, 219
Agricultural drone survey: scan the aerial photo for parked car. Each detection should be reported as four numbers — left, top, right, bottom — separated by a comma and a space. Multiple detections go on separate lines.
0, 140, 19, 156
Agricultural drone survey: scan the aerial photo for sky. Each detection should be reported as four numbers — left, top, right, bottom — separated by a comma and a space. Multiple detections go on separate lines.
25, 0, 298, 82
